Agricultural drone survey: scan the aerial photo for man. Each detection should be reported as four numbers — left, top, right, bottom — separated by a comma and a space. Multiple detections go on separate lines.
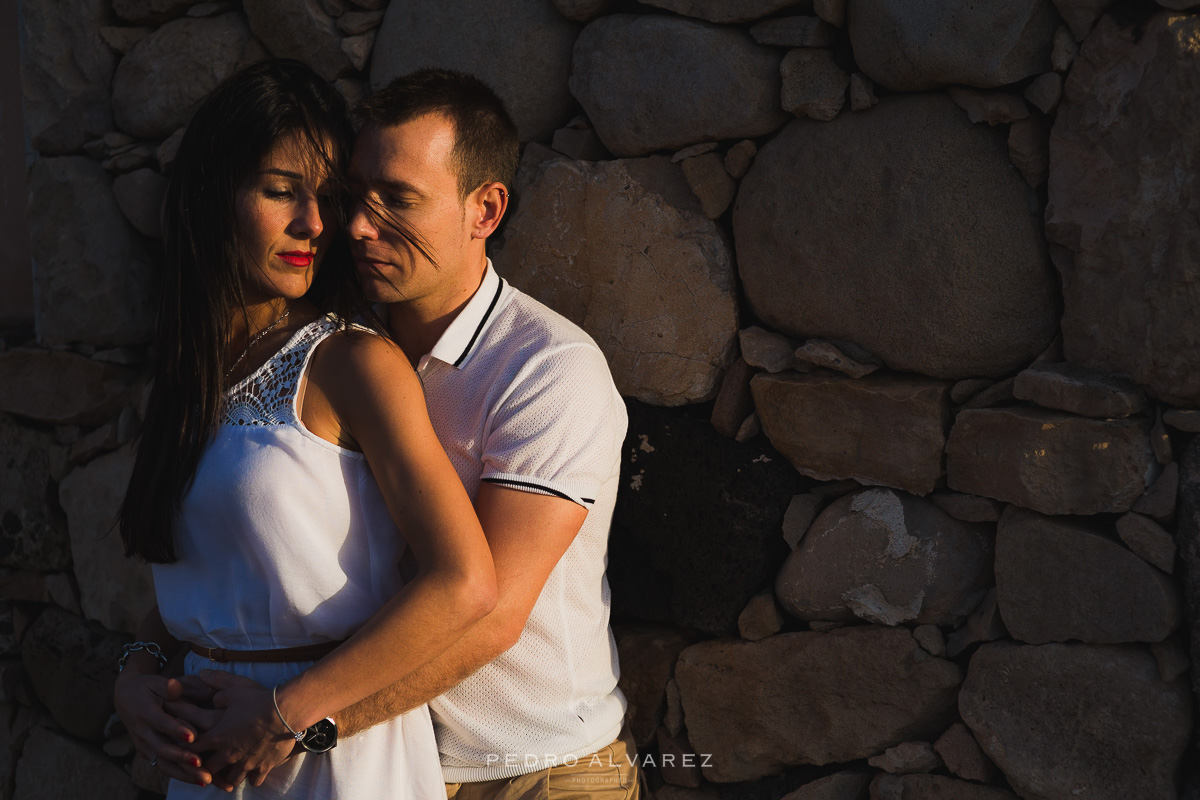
188, 69, 638, 798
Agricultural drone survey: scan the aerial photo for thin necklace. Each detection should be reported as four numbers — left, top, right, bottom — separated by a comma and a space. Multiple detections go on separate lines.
227, 304, 292, 379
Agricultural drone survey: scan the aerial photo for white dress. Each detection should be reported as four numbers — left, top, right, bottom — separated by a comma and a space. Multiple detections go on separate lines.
152, 316, 445, 800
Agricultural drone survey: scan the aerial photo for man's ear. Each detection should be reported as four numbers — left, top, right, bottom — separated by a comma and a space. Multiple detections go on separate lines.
470, 182, 509, 240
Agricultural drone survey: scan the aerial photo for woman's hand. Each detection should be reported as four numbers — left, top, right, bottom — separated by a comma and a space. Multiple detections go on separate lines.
114, 609, 213, 786
189, 670, 298, 790
114, 670, 211, 786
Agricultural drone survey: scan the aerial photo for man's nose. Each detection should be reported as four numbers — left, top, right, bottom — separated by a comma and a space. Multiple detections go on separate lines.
348, 199, 378, 240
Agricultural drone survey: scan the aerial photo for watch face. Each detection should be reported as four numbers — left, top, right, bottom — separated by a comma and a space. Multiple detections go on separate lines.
302, 718, 337, 753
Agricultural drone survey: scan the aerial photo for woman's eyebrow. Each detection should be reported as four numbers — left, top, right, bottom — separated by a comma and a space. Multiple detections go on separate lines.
261, 168, 305, 180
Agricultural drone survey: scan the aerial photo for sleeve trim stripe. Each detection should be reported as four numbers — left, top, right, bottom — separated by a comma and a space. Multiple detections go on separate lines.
480, 477, 596, 506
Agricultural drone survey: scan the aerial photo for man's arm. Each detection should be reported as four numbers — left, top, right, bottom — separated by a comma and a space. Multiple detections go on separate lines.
337, 482, 588, 736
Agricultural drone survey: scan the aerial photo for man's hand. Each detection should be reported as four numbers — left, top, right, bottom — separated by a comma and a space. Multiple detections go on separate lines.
189, 670, 297, 791
163, 675, 223, 741
114, 671, 211, 786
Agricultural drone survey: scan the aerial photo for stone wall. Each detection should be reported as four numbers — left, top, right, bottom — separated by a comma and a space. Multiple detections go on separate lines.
0, 1, 33, 330
4, 0, 1200, 798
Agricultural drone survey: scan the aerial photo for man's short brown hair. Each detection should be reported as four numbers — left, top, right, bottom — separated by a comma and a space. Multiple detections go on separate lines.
356, 68, 520, 199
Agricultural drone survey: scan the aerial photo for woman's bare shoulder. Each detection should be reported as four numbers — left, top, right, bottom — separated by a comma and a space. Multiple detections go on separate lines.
309, 327, 419, 398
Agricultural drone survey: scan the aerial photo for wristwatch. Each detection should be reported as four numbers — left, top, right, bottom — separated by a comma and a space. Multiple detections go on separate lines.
301, 717, 338, 753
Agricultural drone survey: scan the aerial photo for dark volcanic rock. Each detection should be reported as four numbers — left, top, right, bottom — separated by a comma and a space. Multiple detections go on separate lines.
960, 642, 1192, 800
570, 15, 787, 157
0, 349, 135, 426
609, 401, 799, 635
613, 623, 695, 749
493, 151, 738, 406
1045, 13, 1200, 404
21, 607, 128, 741
752, 372, 950, 496
19, 0, 115, 153
776, 488, 993, 627
946, 407, 1157, 515
734, 94, 1057, 379
870, 774, 1017, 800
676, 627, 961, 782
996, 506, 1180, 644
0, 415, 70, 572
27, 158, 155, 347
111, 13, 256, 139
848, 0, 1057, 90
1177, 438, 1200, 704
371, 0, 578, 142
1012, 361, 1147, 418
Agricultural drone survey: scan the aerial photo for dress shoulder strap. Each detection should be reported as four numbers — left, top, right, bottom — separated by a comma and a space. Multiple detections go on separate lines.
222, 315, 340, 427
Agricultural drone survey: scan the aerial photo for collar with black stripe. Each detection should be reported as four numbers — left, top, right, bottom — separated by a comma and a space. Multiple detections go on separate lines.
424, 259, 505, 370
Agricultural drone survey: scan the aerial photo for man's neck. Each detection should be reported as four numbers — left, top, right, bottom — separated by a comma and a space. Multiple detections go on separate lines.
386, 255, 489, 366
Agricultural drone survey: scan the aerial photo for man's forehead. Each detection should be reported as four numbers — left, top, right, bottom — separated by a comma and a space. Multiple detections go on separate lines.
352, 115, 456, 178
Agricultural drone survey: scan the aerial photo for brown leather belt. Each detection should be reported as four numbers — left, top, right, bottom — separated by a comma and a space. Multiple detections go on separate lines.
190, 640, 344, 663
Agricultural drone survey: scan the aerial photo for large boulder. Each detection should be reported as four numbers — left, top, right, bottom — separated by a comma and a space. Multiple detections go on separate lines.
945, 407, 1157, 515
607, 401, 799, 636
996, 506, 1180, 644
551, 0, 616, 22
848, 0, 1058, 90
0, 414, 70, 572
18, 0, 115, 153
734, 94, 1056, 379
112, 0, 193, 23
675, 627, 962, 781
751, 372, 950, 496
569, 15, 787, 157
14, 726, 139, 800
960, 642, 1192, 800
58, 445, 154, 635
0, 349, 135, 426
870, 774, 1018, 800
27, 158, 155, 347
1051, 0, 1112, 41
640, 0, 808, 23
111, 12, 257, 139
788, 770, 873, 800
20, 607, 127, 741
775, 488, 993, 627
371, 0, 578, 142
1012, 361, 1147, 418
1177, 437, 1200, 703
493, 151, 738, 406
243, 0, 349, 82
612, 624, 695, 748
1045, 13, 1200, 405
112, 168, 168, 239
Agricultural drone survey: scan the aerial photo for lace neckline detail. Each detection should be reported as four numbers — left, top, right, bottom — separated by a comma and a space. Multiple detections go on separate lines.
221, 315, 339, 427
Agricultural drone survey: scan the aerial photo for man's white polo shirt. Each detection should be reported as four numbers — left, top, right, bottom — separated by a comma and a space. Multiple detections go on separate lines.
416, 260, 629, 782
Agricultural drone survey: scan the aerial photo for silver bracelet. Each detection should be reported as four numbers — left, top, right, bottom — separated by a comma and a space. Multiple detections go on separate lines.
118, 641, 168, 672
272, 685, 306, 743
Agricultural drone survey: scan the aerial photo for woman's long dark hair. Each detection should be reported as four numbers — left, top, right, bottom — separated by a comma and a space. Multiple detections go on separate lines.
120, 60, 377, 563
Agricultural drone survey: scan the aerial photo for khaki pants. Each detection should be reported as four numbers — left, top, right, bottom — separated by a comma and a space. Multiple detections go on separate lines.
444, 728, 641, 800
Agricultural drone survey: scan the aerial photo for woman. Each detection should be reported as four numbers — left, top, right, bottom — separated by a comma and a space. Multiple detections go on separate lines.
113, 59, 495, 798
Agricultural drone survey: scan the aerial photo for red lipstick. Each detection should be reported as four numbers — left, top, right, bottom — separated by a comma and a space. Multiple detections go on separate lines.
277, 251, 314, 267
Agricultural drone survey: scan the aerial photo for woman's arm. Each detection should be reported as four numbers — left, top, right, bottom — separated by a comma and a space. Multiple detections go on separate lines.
191, 331, 497, 787
278, 330, 497, 720
113, 607, 213, 786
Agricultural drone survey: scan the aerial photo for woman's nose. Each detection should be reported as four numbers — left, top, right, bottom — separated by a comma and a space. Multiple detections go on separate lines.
290, 195, 324, 240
